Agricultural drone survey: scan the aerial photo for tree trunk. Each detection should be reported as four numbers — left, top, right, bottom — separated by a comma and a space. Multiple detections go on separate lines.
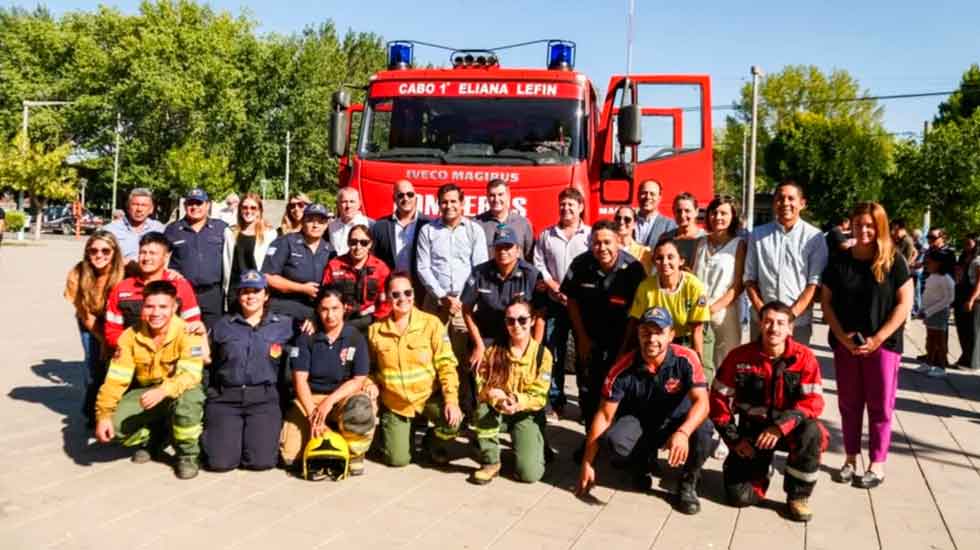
32, 196, 46, 241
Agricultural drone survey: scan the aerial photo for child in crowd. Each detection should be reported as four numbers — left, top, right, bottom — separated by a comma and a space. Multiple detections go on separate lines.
917, 249, 956, 378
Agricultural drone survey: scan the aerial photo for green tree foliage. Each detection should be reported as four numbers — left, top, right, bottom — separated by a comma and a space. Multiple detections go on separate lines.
0, 1, 385, 211
0, 133, 78, 239
764, 112, 891, 223
935, 64, 980, 127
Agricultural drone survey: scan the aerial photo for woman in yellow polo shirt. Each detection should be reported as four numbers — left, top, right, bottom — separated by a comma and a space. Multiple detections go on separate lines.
625, 238, 711, 361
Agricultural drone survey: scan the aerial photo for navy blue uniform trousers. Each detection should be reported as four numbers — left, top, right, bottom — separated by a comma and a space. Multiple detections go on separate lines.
203, 385, 281, 471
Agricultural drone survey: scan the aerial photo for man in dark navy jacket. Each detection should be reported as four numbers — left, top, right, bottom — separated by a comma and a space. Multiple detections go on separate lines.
371, 179, 430, 294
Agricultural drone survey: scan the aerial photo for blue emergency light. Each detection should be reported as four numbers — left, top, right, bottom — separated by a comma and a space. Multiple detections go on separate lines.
387, 42, 413, 70
547, 40, 575, 70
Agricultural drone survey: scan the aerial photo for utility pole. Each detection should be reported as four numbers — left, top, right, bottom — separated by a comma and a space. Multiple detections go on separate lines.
284, 131, 291, 200
746, 66, 764, 231
741, 126, 748, 209
923, 120, 931, 233
112, 112, 122, 212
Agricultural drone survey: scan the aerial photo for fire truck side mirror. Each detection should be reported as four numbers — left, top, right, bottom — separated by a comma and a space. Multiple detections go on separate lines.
617, 104, 642, 147
329, 91, 351, 158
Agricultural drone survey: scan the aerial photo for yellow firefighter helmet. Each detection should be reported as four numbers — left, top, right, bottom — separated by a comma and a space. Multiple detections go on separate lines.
302, 429, 350, 481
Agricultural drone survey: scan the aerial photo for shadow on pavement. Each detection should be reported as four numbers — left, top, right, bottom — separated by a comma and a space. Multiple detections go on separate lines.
8, 359, 128, 466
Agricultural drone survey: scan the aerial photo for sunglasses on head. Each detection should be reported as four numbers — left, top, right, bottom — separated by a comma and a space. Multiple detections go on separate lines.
505, 315, 531, 327
348, 238, 371, 248
615, 215, 634, 224
390, 289, 414, 300
88, 247, 112, 256
396, 191, 415, 200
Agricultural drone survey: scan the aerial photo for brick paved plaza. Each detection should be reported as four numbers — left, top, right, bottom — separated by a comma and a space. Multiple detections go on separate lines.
2, 239, 979, 549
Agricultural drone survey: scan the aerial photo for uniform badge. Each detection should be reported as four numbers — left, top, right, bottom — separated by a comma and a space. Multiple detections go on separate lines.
288, 346, 299, 358
266, 247, 277, 256
664, 377, 682, 394
340, 346, 357, 362
269, 343, 282, 359
190, 346, 203, 358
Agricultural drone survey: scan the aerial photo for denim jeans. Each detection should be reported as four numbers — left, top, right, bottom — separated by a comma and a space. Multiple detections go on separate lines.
544, 301, 570, 409
77, 321, 107, 423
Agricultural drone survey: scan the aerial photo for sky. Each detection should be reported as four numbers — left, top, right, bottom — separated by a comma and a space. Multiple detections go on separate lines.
16, 0, 979, 136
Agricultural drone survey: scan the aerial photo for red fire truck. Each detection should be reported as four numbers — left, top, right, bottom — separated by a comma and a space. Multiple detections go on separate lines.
329, 40, 713, 228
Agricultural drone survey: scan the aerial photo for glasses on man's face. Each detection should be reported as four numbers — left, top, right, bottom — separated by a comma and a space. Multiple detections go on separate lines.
348, 238, 372, 248
185, 200, 204, 208
288, 202, 308, 210
615, 215, 634, 224
396, 191, 415, 200
88, 247, 112, 257
390, 289, 414, 300
505, 315, 531, 327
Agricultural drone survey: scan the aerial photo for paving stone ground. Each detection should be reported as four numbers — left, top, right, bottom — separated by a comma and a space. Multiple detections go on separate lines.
2, 239, 979, 549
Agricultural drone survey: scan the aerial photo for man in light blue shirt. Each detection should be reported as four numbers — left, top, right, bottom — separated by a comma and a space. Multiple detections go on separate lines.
104, 187, 166, 265
744, 181, 828, 344
635, 179, 677, 248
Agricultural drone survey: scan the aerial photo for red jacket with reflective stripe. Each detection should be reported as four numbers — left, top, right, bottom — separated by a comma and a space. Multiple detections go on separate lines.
709, 337, 824, 442
321, 254, 391, 320
104, 271, 202, 349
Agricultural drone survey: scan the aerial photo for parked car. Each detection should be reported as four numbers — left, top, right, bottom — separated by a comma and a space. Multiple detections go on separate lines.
40, 205, 105, 235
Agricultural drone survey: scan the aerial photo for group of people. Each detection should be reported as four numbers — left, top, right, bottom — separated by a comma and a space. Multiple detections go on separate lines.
62, 175, 925, 523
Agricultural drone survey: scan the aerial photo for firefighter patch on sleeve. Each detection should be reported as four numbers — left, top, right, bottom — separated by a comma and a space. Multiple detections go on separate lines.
190, 346, 204, 358
269, 343, 282, 359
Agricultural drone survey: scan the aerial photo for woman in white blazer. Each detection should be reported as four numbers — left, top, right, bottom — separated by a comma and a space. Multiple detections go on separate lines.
222, 192, 279, 313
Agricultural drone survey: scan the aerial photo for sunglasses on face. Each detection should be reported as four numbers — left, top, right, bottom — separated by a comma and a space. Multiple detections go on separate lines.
88, 247, 112, 256
185, 200, 204, 207
348, 238, 371, 248
505, 315, 531, 327
288, 202, 308, 210
615, 215, 634, 224
396, 191, 415, 200
240, 205, 259, 211
390, 289, 414, 300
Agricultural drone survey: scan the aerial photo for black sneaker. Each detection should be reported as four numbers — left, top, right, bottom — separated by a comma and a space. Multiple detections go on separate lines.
676, 472, 701, 515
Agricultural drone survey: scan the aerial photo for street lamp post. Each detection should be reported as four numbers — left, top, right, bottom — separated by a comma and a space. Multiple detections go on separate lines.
746, 66, 764, 231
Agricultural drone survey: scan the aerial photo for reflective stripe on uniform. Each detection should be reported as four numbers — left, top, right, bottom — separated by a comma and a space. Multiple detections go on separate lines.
176, 360, 203, 376
105, 311, 124, 324
121, 427, 151, 448
172, 423, 203, 441
181, 306, 201, 319
801, 383, 823, 395
712, 379, 735, 396
785, 465, 819, 483
475, 425, 499, 439
106, 365, 134, 382
746, 406, 768, 417
380, 368, 434, 384
434, 426, 458, 440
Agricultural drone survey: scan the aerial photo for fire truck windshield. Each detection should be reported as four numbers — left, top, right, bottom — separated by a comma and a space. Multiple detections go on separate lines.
358, 97, 586, 166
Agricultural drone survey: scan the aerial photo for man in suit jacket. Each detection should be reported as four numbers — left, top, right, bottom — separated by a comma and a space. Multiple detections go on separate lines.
371, 179, 431, 300
635, 179, 677, 248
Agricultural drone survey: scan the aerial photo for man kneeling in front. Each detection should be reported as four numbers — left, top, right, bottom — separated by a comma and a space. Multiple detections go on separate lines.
577, 307, 714, 514
709, 301, 827, 522
94, 280, 206, 479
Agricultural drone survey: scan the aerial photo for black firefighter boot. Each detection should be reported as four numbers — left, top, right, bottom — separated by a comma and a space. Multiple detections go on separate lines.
676, 470, 702, 515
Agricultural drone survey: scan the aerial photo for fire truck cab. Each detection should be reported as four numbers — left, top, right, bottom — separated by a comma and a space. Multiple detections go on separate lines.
329, 40, 712, 229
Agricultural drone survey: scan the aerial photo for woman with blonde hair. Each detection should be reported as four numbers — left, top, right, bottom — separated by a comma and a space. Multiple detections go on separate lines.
64, 230, 125, 426
278, 192, 313, 236
222, 193, 278, 312
821, 202, 912, 489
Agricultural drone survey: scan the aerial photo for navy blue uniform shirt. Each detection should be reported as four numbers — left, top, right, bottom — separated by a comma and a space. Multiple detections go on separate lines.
209, 312, 295, 387
461, 258, 546, 342
263, 234, 334, 319
292, 324, 369, 394
561, 249, 646, 351
602, 344, 707, 421
165, 217, 227, 287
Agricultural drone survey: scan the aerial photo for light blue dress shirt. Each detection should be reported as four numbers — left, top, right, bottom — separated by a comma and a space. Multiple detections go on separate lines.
416, 217, 488, 299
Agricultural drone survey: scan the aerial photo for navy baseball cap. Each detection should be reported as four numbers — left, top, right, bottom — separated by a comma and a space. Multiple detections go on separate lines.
639, 307, 673, 329
185, 188, 209, 202
238, 270, 267, 290
493, 225, 519, 247
303, 203, 330, 220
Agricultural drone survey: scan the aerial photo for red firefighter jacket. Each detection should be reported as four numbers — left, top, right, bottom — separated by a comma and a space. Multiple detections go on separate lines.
709, 337, 824, 443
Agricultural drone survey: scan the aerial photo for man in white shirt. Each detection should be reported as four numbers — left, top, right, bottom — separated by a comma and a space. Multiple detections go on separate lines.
533, 187, 590, 417
744, 181, 829, 344
328, 187, 373, 255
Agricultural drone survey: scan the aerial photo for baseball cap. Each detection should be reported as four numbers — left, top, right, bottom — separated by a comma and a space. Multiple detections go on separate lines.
303, 203, 330, 220
639, 307, 673, 330
493, 225, 519, 247
238, 270, 267, 290
185, 188, 209, 202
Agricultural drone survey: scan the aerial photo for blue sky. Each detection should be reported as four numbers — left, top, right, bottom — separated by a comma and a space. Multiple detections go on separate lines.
20, 0, 979, 135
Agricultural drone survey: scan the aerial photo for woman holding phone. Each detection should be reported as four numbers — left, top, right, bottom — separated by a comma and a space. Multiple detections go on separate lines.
820, 202, 912, 490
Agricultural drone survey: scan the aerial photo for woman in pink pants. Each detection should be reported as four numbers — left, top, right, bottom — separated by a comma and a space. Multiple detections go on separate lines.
821, 202, 913, 489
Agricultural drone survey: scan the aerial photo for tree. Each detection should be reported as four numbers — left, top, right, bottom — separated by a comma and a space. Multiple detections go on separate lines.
935, 64, 980, 127
764, 111, 892, 224
0, 133, 78, 239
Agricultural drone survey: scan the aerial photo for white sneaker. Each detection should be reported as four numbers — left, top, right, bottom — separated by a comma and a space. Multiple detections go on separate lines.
713, 439, 729, 460
927, 366, 947, 378
915, 364, 932, 374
